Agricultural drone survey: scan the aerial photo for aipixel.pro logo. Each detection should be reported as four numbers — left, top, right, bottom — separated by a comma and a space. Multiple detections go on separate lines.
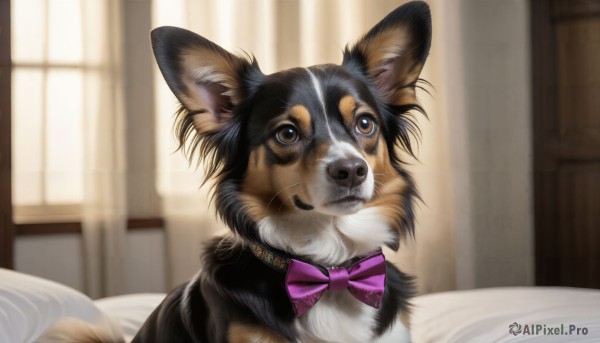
509, 322, 522, 335
509, 322, 589, 337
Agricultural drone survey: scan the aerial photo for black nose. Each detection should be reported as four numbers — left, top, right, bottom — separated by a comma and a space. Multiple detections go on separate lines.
327, 158, 368, 188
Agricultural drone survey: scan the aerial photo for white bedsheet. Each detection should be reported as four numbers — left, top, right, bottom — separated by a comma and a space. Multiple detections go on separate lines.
2, 267, 600, 343
411, 287, 600, 342
95, 287, 600, 342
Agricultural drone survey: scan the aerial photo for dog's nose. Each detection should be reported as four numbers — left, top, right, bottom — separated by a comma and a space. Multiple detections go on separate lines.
327, 158, 368, 188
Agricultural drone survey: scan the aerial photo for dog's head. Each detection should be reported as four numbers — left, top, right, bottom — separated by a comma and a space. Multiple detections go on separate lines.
152, 2, 431, 254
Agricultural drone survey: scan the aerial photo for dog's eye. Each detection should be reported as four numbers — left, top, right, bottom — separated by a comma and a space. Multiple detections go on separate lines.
275, 125, 299, 144
355, 114, 376, 135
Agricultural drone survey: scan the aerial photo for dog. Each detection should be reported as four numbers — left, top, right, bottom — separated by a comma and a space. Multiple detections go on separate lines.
138, 2, 430, 342
38, 2, 431, 342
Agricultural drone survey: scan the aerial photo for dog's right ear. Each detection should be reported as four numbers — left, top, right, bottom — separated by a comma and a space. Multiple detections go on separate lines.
151, 26, 258, 134
343, 1, 431, 109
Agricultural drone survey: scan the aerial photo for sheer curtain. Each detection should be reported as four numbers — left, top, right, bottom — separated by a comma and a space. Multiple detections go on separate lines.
152, 0, 458, 292
11, 0, 532, 297
11, 0, 127, 298
80, 0, 127, 298
153, 0, 534, 293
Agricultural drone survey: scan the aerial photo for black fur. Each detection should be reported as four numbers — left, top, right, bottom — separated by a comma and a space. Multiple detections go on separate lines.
140, 1, 432, 341
133, 237, 416, 342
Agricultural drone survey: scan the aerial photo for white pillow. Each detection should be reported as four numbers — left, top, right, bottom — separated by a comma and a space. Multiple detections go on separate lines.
95, 293, 165, 342
0, 268, 105, 343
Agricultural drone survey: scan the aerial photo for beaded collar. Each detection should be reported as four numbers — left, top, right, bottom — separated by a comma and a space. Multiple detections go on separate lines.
249, 242, 382, 273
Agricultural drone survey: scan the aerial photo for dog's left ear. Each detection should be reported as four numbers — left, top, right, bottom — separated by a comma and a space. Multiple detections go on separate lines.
343, 1, 431, 107
151, 26, 260, 135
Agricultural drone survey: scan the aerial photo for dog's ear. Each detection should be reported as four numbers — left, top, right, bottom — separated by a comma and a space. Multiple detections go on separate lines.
151, 26, 257, 134
343, 1, 431, 107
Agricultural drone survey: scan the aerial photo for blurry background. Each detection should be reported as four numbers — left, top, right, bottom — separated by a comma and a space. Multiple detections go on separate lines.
0, 0, 597, 298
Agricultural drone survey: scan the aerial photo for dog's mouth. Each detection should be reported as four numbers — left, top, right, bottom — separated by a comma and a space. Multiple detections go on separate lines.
293, 194, 367, 212
293, 195, 314, 211
326, 196, 365, 206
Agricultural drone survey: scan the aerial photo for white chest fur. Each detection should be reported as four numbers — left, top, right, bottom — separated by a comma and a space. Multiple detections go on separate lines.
295, 292, 377, 343
258, 208, 395, 267
294, 292, 410, 343
257, 209, 406, 342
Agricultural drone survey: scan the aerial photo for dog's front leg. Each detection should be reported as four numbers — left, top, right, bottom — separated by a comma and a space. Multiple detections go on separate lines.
228, 323, 291, 343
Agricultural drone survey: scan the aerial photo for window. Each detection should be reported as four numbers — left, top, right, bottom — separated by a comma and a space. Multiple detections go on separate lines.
12, 0, 89, 222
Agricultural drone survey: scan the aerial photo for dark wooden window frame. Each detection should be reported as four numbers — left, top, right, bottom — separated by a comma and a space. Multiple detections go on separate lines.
15, 218, 164, 236
16, 218, 165, 236
0, 0, 14, 269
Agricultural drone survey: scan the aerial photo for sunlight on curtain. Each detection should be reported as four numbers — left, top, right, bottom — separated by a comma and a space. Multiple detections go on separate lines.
12, 69, 44, 205
153, 0, 281, 287
79, 0, 127, 298
11, 0, 46, 63
12, 0, 127, 297
12, 0, 85, 214
152, 0, 216, 288
45, 70, 84, 204
150, 0, 534, 294
10, 0, 533, 295
151, 0, 458, 292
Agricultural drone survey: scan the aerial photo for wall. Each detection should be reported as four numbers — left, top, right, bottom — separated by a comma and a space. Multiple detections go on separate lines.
15, 230, 167, 296
450, 0, 534, 289
391, 0, 534, 292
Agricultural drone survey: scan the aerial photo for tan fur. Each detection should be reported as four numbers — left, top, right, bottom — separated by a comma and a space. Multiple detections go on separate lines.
338, 95, 356, 125
181, 48, 244, 105
241, 146, 278, 220
179, 47, 248, 133
240, 104, 328, 214
266, 136, 303, 159
364, 137, 408, 237
400, 311, 412, 329
35, 316, 124, 343
358, 27, 408, 71
240, 141, 335, 222
228, 323, 289, 343
356, 26, 424, 107
262, 110, 310, 159
241, 146, 310, 220
191, 109, 234, 133
289, 105, 312, 135
366, 137, 396, 185
355, 107, 379, 152
339, 95, 380, 152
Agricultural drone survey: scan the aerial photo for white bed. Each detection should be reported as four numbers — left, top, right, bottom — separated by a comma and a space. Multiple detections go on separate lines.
411, 287, 600, 342
1, 268, 599, 342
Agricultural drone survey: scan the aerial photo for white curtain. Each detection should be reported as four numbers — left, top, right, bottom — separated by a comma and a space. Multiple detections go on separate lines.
152, 0, 458, 292
80, 0, 127, 299
11, 0, 129, 298
11, 0, 532, 297
153, 0, 534, 293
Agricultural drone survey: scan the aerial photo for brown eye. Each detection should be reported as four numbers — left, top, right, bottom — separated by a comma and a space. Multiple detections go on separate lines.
275, 125, 299, 144
355, 114, 376, 135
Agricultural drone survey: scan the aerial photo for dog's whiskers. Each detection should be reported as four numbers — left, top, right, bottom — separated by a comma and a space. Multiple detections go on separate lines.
266, 182, 303, 210
370, 174, 387, 197
373, 180, 385, 193
278, 197, 289, 212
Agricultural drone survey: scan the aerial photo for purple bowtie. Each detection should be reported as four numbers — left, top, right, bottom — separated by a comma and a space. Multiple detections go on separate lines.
284, 251, 386, 316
